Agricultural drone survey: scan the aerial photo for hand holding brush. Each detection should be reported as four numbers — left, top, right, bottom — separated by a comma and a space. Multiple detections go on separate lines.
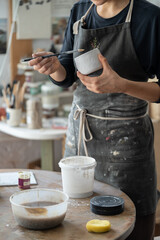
28, 49, 85, 81
21, 49, 85, 62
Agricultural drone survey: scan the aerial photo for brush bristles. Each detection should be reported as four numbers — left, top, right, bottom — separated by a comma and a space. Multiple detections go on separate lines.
78, 49, 85, 52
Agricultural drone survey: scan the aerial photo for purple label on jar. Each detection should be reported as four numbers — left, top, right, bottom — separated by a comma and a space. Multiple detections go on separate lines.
18, 178, 30, 189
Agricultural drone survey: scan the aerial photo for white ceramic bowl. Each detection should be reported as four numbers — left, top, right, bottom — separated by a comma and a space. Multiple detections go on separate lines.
74, 48, 102, 75
10, 188, 69, 230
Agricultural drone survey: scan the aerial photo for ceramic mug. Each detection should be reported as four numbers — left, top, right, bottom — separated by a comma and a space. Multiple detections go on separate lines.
6, 108, 22, 127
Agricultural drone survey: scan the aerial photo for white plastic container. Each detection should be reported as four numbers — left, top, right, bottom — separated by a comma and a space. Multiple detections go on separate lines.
41, 82, 61, 110
74, 48, 102, 75
6, 108, 22, 127
59, 156, 97, 198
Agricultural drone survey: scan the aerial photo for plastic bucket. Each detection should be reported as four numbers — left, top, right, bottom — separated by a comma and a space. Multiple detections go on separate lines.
59, 156, 97, 198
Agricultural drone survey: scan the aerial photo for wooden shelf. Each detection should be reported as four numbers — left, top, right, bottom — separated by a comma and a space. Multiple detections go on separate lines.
9, 0, 33, 83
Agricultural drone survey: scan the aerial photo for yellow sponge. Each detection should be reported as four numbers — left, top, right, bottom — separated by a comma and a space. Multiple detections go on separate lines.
86, 219, 111, 233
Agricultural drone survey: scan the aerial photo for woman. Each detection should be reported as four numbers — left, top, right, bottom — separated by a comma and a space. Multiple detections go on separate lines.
29, 0, 160, 239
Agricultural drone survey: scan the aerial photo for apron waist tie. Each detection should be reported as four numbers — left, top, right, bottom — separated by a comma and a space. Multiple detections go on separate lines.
73, 104, 148, 156
74, 106, 93, 156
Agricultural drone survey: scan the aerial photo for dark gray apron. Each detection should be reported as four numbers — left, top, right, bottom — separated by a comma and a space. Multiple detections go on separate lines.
64, 0, 158, 216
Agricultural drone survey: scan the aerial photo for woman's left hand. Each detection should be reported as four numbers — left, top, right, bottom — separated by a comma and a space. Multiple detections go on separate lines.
77, 54, 126, 94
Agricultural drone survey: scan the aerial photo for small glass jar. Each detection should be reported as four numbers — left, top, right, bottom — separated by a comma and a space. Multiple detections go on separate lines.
24, 71, 34, 83
24, 71, 34, 93
18, 171, 30, 190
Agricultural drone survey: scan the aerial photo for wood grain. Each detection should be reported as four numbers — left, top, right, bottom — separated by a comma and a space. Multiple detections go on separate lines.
9, 0, 32, 83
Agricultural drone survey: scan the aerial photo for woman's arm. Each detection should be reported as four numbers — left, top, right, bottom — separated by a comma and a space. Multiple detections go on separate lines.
77, 54, 160, 102
122, 78, 160, 103
29, 4, 77, 87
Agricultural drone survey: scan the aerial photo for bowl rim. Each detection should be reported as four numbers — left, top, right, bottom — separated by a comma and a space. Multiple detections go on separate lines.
74, 47, 100, 60
9, 188, 69, 208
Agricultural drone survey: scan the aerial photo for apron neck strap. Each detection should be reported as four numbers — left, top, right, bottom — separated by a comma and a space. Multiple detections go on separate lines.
80, 0, 134, 24
73, 3, 94, 34
80, 3, 94, 24
73, 0, 134, 34
125, 0, 134, 23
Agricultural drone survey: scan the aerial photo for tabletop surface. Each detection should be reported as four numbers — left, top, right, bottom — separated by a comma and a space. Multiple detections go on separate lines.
0, 169, 135, 240
0, 119, 66, 140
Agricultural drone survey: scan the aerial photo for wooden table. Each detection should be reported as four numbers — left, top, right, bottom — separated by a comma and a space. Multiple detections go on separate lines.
0, 169, 136, 240
0, 121, 66, 171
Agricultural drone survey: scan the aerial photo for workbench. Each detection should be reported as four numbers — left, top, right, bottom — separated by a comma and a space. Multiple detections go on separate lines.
0, 169, 135, 240
0, 121, 66, 171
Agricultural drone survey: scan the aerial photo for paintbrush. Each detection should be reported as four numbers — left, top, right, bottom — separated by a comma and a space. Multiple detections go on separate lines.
2, 89, 10, 108
21, 49, 85, 62
19, 82, 27, 107
14, 81, 20, 109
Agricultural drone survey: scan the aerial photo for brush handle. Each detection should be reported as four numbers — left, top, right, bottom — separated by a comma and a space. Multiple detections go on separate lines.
42, 53, 59, 59
21, 54, 57, 62
21, 49, 84, 62
22, 53, 61, 62
2, 89, 10, 107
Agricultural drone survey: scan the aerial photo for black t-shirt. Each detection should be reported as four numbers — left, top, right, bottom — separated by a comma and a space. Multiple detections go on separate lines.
50, 0, 160, 93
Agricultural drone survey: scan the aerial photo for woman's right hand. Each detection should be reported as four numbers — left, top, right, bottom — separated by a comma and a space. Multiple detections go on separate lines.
29, 51, 61, 75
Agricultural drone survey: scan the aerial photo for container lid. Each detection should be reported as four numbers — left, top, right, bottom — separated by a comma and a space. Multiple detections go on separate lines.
90, 195, 124, 215
26, 98, 42, 110
26, 81, 43, 87
24, 71, 34, 76
17, 63, 33, 70
18, 171, 30, 179
41, 83, 60, 93
59, 156, 97, 169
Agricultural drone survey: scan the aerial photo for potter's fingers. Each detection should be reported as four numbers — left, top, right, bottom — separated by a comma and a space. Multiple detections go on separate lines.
32, 51, 53, 57
77, 71, 97, 83
29, 52, 54, 66
33, 60, 49, 72
30, 56, 57, 68
29, 57, 43, 66
35, 62, 54, 75
98, 54, 111, 71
